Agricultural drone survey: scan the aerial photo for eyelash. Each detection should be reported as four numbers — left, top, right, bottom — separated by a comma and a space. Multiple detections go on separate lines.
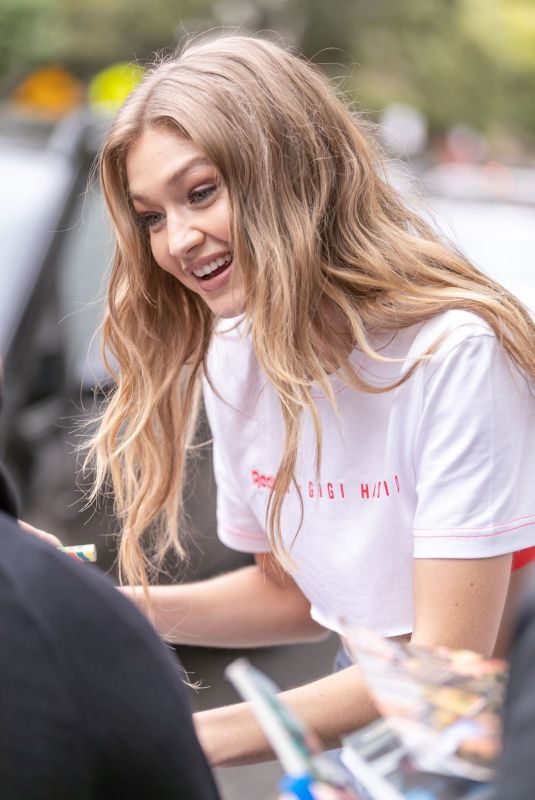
188, 184, 217, 204
137, 212, 163, 230
135, 184, 218, 230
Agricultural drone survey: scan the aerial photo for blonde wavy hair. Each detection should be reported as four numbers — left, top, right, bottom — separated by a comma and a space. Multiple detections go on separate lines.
88, 33, 535, 590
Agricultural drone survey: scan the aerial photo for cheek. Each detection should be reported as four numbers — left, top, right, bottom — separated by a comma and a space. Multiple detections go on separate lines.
213, 195, 232, 241
150, 238, 194, 291
149, 237, 174, 276
148, 233, 164, 263
216, 213, 231, 241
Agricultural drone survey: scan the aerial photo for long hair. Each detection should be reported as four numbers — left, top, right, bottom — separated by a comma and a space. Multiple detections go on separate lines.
87, 34, 535, 587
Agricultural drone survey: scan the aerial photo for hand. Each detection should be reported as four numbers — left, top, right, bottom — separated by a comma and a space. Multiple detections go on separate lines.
18, 519, 62, 548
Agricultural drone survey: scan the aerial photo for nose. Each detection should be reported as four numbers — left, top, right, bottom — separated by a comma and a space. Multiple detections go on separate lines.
167, 214, 204, 259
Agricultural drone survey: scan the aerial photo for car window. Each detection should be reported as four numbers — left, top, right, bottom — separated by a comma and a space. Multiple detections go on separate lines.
56, 182, 114, 389
0, 146, 74, 355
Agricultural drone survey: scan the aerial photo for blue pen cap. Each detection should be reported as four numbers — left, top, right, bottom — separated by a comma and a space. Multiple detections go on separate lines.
279, 773, 316, 800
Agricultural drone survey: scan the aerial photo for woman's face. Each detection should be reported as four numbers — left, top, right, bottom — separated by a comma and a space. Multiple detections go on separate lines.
126, 126, 244, 317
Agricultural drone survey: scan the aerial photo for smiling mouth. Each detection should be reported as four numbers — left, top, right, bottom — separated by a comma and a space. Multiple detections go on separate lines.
193, 253, 233, 282
199, 258, 232, 281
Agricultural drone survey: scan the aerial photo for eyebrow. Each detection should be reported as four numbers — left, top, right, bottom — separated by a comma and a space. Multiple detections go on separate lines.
129, 157, 212, 203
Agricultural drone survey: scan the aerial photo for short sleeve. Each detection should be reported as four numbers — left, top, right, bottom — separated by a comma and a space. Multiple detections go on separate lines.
413, 332, 535, 558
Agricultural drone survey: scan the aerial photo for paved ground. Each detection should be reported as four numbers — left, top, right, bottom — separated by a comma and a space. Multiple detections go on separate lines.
24, 419, 339, 800
183, 640, 338, 799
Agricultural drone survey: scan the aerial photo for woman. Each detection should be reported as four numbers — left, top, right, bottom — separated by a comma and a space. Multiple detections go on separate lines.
88, 34, 535, 766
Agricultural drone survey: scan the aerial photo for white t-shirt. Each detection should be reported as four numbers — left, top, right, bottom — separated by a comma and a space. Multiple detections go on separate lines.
202, 310, 535, 636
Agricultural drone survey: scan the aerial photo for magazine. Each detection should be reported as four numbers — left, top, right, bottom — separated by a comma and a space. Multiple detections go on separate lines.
342, 719, 494, 800
341, 626, 507, 784
225, 628, 507, 800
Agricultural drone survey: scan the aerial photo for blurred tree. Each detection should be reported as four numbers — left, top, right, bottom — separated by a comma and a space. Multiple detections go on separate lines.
298, 0, 358, 67
0, 0, 43, 81
0, 0, 534, 147
332, 0, 535, 148
0, 0, 213, 82
460, 0, 535, 141
60, 0, 214, 75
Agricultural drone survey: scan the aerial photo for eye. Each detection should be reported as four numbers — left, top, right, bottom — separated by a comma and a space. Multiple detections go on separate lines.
187, 184, 217, 205
136, 211, 165, 231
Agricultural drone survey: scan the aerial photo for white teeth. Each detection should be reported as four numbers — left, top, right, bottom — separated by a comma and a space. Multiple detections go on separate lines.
192, 254, 232, 278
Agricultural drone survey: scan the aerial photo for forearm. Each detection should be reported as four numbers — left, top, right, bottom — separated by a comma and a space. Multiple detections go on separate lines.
122, 564, 327, 647
194, 664, 378, 767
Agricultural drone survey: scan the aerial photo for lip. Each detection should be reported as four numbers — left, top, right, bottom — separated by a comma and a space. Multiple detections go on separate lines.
186, 250, 233, 275
191, 256, 234, 293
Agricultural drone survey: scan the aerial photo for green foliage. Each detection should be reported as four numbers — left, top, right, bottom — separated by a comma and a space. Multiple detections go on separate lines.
0, 0, 48, 79
0, 0, 214, 80
1, 0, 534, 144
341, 0, 535, 145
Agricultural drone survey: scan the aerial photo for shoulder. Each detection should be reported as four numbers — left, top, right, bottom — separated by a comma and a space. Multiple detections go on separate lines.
404, 310, 522, 396
361, 310, 495, 374
409, 309, 495, 358
416, 311, 534, 397
357, 310, 499, 389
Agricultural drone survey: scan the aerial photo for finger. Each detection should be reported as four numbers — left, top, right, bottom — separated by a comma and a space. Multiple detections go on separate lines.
18, 520, 63, 548
312, 786, 352, 800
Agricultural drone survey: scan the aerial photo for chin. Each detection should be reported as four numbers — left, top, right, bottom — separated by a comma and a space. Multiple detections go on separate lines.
208, 289, 246, 319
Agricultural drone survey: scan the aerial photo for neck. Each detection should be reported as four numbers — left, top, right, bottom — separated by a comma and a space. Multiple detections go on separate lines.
312, 300, 353, 373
